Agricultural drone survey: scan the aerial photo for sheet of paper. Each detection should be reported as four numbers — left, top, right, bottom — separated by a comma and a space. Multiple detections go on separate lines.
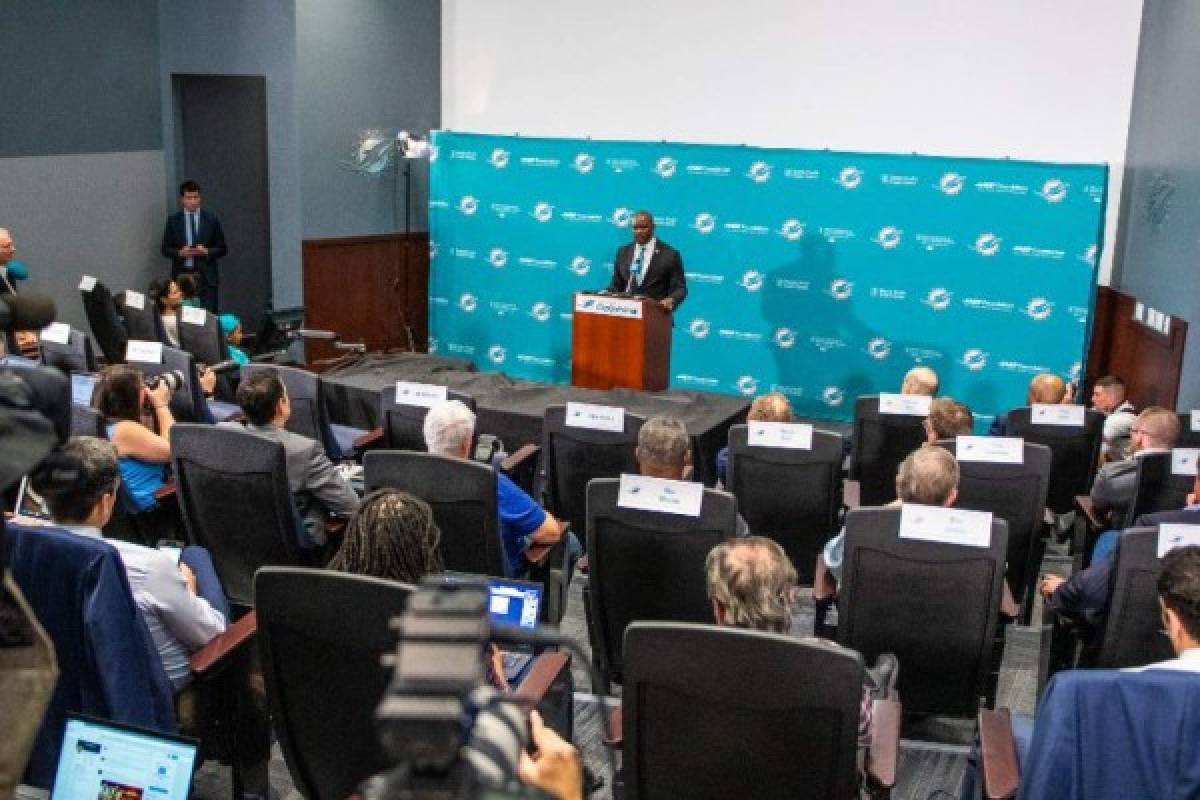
747, 420, 813, 450
78, 275, 97, 292
40, 322, 70, 344
394, 381, 448, 407
180, 305, 206, 326
617, 473, 703, 517
1172, 448, 1200, 478
566, 402, 625, 432
898, 503, 992, 548
956, 435, 1024, 464
126, 339, 163, 364
879, 392, 932, 416
1031, 403, 1085, 426
124, 290, 146, 310
1158, 525, 1200, 558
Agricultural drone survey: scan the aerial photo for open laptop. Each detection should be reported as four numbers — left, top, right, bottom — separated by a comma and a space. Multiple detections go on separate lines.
442, 573, 544, 683
51, 714, 199, 800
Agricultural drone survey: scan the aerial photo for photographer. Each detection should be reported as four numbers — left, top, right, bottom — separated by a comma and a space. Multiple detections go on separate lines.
92, 365, 174, 511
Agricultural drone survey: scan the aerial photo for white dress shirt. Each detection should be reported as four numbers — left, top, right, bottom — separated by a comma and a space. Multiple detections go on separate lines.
631, 237, 656, 287
1126, 646, 1200, 673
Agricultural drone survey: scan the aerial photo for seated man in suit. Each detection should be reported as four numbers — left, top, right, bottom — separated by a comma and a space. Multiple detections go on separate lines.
925, 397, 974, 443
640, 414, 749, 537
900, 365, 939, 397
423, 399, 580, 579
1092, 375, 1138, 462
989, 372, 1070, 436
1090, 406, 1181, 558
814, 445, 959, 636
30, 436, 227, 691
715, 391, 794, 487
222, 371, 359, 547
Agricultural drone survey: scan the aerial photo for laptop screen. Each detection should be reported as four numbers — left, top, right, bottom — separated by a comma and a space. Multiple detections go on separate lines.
71, 373, 97, 406
52, 715, 199, 800
486, 578, 542, 630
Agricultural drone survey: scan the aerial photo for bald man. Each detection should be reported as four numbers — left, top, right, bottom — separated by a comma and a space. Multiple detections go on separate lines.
900, 366, 939, 397
989, 372, 1070, 436
715, 391, 795, 486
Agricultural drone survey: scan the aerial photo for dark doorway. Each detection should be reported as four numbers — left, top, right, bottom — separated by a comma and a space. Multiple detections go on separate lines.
173, 74, 271, 332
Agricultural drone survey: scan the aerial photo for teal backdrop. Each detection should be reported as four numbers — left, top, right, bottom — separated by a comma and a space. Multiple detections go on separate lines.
427, 131, 1107, 429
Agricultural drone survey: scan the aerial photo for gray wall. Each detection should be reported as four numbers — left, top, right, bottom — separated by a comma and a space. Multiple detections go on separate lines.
159, 0, 304, 310
297, 0, 441, 237
0, 0, 165, 332
1115, 1, 1200, 409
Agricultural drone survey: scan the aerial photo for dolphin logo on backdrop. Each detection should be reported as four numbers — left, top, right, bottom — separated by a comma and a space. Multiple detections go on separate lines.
740, 270, 764, 292
779, 218, 805, 241
822, 386, 846, 407
458, 195, 479, 215
488, 248, 508, 268
693, 212, 717, 234
974, 233, 1001, 256
737, 375, 759, 396
1039, 178, 1068, 203
924, 287, 952, 311
829, 278, 854, 301
875, 226, 902, 249
867, 337, 892, 360
427, 336, 439, 353
489, 148, 510, 168
747, 161, 772, 183
573, 153, 595, 174
837, 166, 863, 189
688, 319, 711, 339
487, 345, 507, 365
530, 302, 552, 322
1081, 244, 1098, 266
458, 293, 477, 313
773, 328, 796, 349
655, 157, 677, 178
939, 172, 965, 195
532, 202, 554, 223
611, 207, 632, 227
1025, 297, 1053, 321
961, 348, 989, 371
569, 256, 592, 276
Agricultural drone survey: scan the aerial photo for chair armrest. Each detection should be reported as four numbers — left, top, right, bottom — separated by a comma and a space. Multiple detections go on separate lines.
602, 706, 623, 748
513, 651, 570, 708
190, 610, 257, 677
865, 698, 900, 789
153, 480, 177, 502
1074, 495, 1102, 529
354, 427, 384, 449
979, 708, 1020, 800
501, 443, 540, 473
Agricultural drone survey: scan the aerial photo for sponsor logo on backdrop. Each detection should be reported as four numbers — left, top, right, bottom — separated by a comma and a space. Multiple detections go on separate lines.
489, 301, 519, 316
429, 199, 449, 210
573, 153, 595, 174
874, 226, 903, 249
450, 149, 478, 161
447, 342, 475, 356
490, 202, 520, 218
569, 256, 592, 276
938, 172, 965, 195
998, 359, 1049, 374
686, 163, 731, 177
561, 210, 603, 223
451, 247, 476, 260
905, 346, 944, 362
881, 173, 918, 187
458, 293, 477, 313
606, 157, 640, 173
686, 272, 725, 285
1012, 244, 1065, 260
769, 384, 804, 399
718, 328, 763, 343
867, 338, 892, 360
1079, 244, 1098, 266
869, 288, 907, 301
747, 161, 772, 183
828, 278, 854, 301
488, 148, 509, 168
429, 240, 439, 260
1038, 178, 1068, 203
974, 180, 1028, 196
517, 256, 556, 270
837, 166, 863, 189
487, 346, 507, 365
963, 297, 1015, 313
693, 212, 717, 234
740, 270, 764, 292
773, 328, 796, 349
488, 248, 508, 268
611, 207, 633, 227
1084, 184, 1104, 204
924, 288, 953, 311
961, 348, 989, 371
736, 375, 759, 396
915, 233, 955, 251
427, 336, 439, 353
776, 278, 811, 291
688, 319, 711, 339
784, 167, 820, 180
654, 157, 677, 178
459, 195, 479, 215
517, 354, 555, 367
655, 215, 679, 228
519, 156, 560, 168
723, 221, 769, 235
676, 373, 719, 388
1025, 297, 1053, 321
530, 302, 552, 322
973, 233, 1001, 256
1068, 305, 1089, 324
532, 202, 554, 223
779, 218, 805, 241
809, 336, 846, 353
819, 226, 856, 243
822, 386, 846, 407
430, 295, 449, 306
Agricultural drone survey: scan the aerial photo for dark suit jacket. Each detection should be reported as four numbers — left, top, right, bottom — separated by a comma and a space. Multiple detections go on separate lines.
161, 208, 228, 286
606, 238, 687, 307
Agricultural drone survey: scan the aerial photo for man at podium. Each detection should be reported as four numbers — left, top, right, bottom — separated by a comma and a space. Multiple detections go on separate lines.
606, 210, 687, 312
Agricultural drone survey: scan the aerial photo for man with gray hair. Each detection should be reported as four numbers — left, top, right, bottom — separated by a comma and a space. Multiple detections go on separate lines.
423, 400, 579, 578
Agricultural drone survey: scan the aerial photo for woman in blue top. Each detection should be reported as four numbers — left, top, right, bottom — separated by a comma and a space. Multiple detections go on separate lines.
92, 365, 174, 511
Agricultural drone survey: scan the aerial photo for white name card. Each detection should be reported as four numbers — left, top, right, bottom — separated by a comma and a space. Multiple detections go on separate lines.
957, 435, 1024, 464
879, 393, 931, 416
574, 294, 643, 319
898, 503, 993, 548
566, 402, 625, 432
125, 339, 163, 364
1191, 410, 1200, 433
394, 381, 448, 407
40, 322, 70, 345
78, 275, 97, 292
617, 473, 703, 517
1031, 403, 1085, 426
123, 290, 146, 310
748, 421, 813, 450
180, 305, 207, 326
1172, 449, 1200, 477
1158, 524, 1200, 558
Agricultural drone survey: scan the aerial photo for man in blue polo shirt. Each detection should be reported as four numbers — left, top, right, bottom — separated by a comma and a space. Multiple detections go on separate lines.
423, 399, 580, 578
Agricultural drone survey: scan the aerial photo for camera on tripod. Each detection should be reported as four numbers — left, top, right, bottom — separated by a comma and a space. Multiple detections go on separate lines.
144, 369, 186, 393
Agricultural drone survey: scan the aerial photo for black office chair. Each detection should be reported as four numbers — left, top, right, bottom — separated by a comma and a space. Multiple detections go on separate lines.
177, 306, 229, 365
39, 328, 97, 373
364, 450, 506, 578
542, 404, 644, 549
242, 363, 364, 459
1177, 412, 1200, 449
584, 477, 737, 689
130, 344, 215, 424
70, 404, 105, 437
1006, 406, 1104, 515
120, 289, 167, 343
1091, 528, 1175, 669
620, 622, 898, 800
255, 568, 413, 800
380, 387, 476, 451
850, 395, 928, 506
1124, 452, 1193, 527
171, 424, 307, 610
727, 424, 844, 584
938, 438, 1052, 622
838, 507, 1008, 719
80, 280, 127, 364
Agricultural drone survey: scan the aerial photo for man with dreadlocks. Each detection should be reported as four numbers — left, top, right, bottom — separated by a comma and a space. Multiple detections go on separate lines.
327, 489, 443, 582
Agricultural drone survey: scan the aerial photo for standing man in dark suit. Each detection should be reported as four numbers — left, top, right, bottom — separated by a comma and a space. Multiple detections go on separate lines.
161, 180, 228, 312
606, 210, 687, 312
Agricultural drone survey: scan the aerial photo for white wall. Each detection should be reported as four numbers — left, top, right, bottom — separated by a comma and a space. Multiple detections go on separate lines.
442, 0, 1144, 283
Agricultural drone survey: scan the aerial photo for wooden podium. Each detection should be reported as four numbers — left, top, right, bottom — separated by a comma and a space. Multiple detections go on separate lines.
571, 292, 672, 391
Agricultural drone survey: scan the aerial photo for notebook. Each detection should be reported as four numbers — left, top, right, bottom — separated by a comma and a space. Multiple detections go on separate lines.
52, 714, 199, 800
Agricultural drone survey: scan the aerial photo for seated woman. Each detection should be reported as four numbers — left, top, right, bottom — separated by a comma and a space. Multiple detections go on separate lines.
148, 276, 184, 347
220, 313, 250, 365
328, 488, 443, 581
92, 364, 173, 512
176, 272, 203, 309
